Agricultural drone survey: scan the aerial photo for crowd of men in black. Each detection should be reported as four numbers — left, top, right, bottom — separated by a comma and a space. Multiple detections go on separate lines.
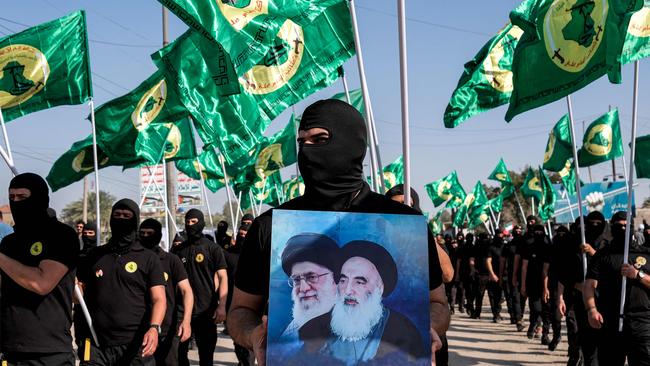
439, 211, 650, 366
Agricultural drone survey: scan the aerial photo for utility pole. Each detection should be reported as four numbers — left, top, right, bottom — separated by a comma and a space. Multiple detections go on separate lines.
163, 6, 178, 245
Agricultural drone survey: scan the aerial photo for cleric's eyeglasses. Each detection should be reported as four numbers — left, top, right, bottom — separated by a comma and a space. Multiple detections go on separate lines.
288, 272, 332, 288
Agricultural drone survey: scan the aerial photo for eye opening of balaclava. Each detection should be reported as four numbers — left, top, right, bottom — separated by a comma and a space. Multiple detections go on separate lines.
139, 218, 163, 249
298, 99, 367, 209
109, 199, 140, 251
610, 211, 628, 243
185, 208, 205, 241
9, 173, 50, 229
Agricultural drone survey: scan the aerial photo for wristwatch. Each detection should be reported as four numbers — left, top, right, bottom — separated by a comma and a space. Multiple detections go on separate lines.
638, 270, 646, 281
150, 324, 162, 335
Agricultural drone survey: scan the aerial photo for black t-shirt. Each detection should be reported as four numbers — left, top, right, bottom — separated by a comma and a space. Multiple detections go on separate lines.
153, 246, 188, 336
521, 236, 551, 294
235, 184, 443, 301
172, 237, 227, 316
487, 244, 502, 277
0, 219, 78, 353
587, 243, 650, 320
457, 242, 474, 279
78, 243, 165, 346
471, 240, 490, 275
500, 238, 519, 279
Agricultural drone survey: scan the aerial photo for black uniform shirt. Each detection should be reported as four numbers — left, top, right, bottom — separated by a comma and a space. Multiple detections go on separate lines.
235, 184, 443, 301
0, 219, 78, 353
173, 237, 227, 316
154, 246, 188, 336
457, 243, 473, 279
487, 244, 502, 276
471, 241, 490, 275
587, 243, 650, 320
500, 239, 518, 279
521, 237, 551, 294
78, 243, 165, 346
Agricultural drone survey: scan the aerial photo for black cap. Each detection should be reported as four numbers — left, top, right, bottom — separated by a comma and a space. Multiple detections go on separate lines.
281, 234, 341, 277
340, 240, 398, 297
112, 198, 140, 223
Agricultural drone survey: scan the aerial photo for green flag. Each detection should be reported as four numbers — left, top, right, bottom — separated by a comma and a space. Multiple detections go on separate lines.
175, 149, 226, 193
621, 1, 650, 64
382, 156, 404, 191
428, 211, 444, 235
158, 0, 342, 76
469, 203, 491, 229
521, 167, 543, 201
0, 11, 91, 122
425, 171, 464, 207
237, 171, 283, 210
135, 118, 197, 165
634, 134, 650, 178
46, 135, 142, 192
558, 158, 579, 195
252, 114, 298, 178
488, 158, 514, 197
578, 109, 624, 167
330, 88, 365, 116
506, 0, 642, 121
444, 23, 524, 128
452, 204, 468, 228
283, 176, 305, 201
543, 114, 574, 172
538, 167, 557, 221
489, 195, 504, 213
466, 181, 489, 218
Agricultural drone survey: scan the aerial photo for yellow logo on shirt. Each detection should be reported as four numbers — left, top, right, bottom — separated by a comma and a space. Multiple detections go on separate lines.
30, 242, 43, 256
195, 253, 205, 263
164, 272, 169, 282
125, 262, 138, 273
635, 256, 647, 269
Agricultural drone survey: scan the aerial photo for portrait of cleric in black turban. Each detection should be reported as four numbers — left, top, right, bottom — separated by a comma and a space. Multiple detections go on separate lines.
267, 210, 430, 366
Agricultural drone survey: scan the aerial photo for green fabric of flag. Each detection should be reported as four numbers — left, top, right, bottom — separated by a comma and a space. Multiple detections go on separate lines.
158, 0, 342, 76
506, 0, 643, 121
634, 134, 650, 178
94, 70, 188, 164
237, 171, 283, 210
521, 167, 543, 201
252, 114, 298, 178
466, 181, 489, 212
578, 109, 624, 167
558, 159, 578, 195
488, 158, 514, 197
425, 171, 464, 207
469, 204, 491, 229
543, 114, 575, 171
283, 176, 305, 201
538, 167, 557, 221
330, 88, 365, 116
382, 156, 404, 191
0, 11, 92, 122
444, 23, 524, 128
452, 205, 468, 228
175, 149, 226, 193
489, 195, 504, 213
429, 211, 444, 235
46, 135, 142, 192
135, 118, 197, 165
621, 1, 650, 64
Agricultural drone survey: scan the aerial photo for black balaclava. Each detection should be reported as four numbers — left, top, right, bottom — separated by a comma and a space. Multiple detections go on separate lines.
216, 220, 228, 238
610, 211, 628, 245
241, 213, 254, 224
513, 225, 523, 238
585, 211, 606, 243
532, 224, 547, 243
9, 173, 50, 231
493, 229, 504, 246
385, 184, 422, 212
109, 199, 140, 252
298, 99, 367, 210
82, 221, 98, 249
526, 215, 539, 232
185, 209, 205, 241
466, 233, 475, 246
140, 218, 163, 249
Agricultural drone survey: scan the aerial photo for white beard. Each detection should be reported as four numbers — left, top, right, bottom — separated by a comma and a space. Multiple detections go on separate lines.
330, 287, 384, 342
290, 283, 337, 329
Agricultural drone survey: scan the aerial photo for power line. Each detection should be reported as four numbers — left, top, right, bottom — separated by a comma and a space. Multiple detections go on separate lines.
92, 72, 131, 92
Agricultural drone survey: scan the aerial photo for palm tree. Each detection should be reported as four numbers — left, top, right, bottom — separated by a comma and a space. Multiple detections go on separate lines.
61, 191, 116, 234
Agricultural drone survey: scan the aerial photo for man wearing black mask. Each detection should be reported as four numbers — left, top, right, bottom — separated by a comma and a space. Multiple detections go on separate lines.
584, 211, 607, 256
214, 220, 231, 249
470, 233, 491, 319
241, 213, 254, 227
77, 199, 166, 366
501, 225, 524, 330
486, 229, 505, 323
584, 211, 650, 366
0, 173, 79, 365
139, 219, 193, 366
454, 232, 467, 313
228, 99, 448, 366
173, 209, 228, 366
81, 222, 98, 254
521, 224, 552, 344
74, 221, 98, 351
458, 233, 477, 317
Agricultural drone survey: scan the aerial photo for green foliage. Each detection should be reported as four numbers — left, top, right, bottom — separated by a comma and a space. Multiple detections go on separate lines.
61, 191, 116, 234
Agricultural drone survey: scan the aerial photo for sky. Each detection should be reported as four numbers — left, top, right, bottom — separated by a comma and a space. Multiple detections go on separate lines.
1, 0, 649, 222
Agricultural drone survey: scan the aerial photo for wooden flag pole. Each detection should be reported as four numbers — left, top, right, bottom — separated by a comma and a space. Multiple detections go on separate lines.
397, 0, 411, 204
619, 60, 640, 332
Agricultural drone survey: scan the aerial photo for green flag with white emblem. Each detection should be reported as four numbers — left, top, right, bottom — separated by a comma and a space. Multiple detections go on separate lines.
175, 149, 226, 193
135, 118, 197, 165
425, 171, 465, 207
578, 109, 624, 167
235, 170, 283, 210
538, 167, 557, 221
444, 23, 524, 128
0, 11, 92, 122
543, 114, 574, 172
467, 181, 489, 213
382, 156, 404, 191
488, 158, 514, 197
330, 88, 365, 116
506, 0, 643, 121
621, 1, 650, 64
489, 195, 504, 213
429, 211, 444, 235
245, 114, 298, 179
558, 158, 579, 195
521, 167, 543, 201
283, 176, 305, 201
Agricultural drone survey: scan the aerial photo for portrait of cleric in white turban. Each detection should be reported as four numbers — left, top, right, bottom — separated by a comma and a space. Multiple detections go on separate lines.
267, 210, 431, 366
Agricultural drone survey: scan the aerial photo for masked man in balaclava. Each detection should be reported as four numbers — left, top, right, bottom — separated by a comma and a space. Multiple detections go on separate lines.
0, 173, 79, 365
77, 199, 166, 366
214, 220, 231, 249
228, 99, 448, 365
521, 225, 552, 344
139, 219, 194, 366
584, 211, 650, 366
173, 209, 228, 366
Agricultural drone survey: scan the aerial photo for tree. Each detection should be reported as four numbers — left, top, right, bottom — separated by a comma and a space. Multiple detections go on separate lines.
61, 191, 116, 234
643, 197, 650, 209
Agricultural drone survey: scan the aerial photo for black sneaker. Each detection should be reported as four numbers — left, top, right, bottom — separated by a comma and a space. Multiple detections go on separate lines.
492, 317, 498, 323
541, 335, 551, 346
548, 336, 560, 351
526, 325, 535, 339
516, 322, 525, 332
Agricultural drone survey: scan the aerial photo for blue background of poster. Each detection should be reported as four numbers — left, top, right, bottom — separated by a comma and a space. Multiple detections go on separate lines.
554, 182, 635, 223
267, 210, 431, 365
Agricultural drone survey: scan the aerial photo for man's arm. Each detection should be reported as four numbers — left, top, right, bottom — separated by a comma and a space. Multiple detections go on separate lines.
228, 287, 267, 365
486, 257, 497, 282
177, 279, 194, 342
454, 258, 461, 282
512, 254, 521, 287
0, 254, 68, 296
142, 285, 166, 357
542, 262, 550, 303
582, 278, 603, 329
214, 269, 228, 323
498, 257, 506, 281
436, 245, 454, 284
429, 284, 450, 336
520, 259, 529, 296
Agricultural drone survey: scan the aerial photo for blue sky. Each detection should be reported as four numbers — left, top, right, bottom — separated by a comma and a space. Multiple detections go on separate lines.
1, 0, 648, 219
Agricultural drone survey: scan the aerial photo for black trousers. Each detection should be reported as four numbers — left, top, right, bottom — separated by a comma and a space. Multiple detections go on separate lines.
79, 342, 155, 366
234, 343, 254, 366
475, 275, 489, 317
562, 289, 581, 363
598, 318, 650, 366
550, 287, 563, 340
572, 289, 599, 366
455, 281, 465, 311
3, 352, 75, 366
503, 277, 523, 322
434, 334, 449, 366
527, 294, 551, 336
154, 334, 179, 366
444, 282, 456, 311
178, 312, 218, 366
486, 280, 503, 318
461, 275, 477, 315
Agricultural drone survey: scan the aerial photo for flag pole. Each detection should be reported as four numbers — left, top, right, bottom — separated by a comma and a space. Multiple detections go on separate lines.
349, 0, 381, 193
139, 168, 157, 209
340, 66, 351, 104
196, 158, 214, 233
217, 152, 236, 228
74, 285, 99, 347
161, 161, 171, 250
0, 106, 16, 170
530, 198, 535, 216
236, 191, 244, 222
566, 95, 588, 278
397, 0, 411, 204
89, 99, 101, 246
619, 60, 640, 332
148, 166, 180, 234
513, 190, 527, 223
